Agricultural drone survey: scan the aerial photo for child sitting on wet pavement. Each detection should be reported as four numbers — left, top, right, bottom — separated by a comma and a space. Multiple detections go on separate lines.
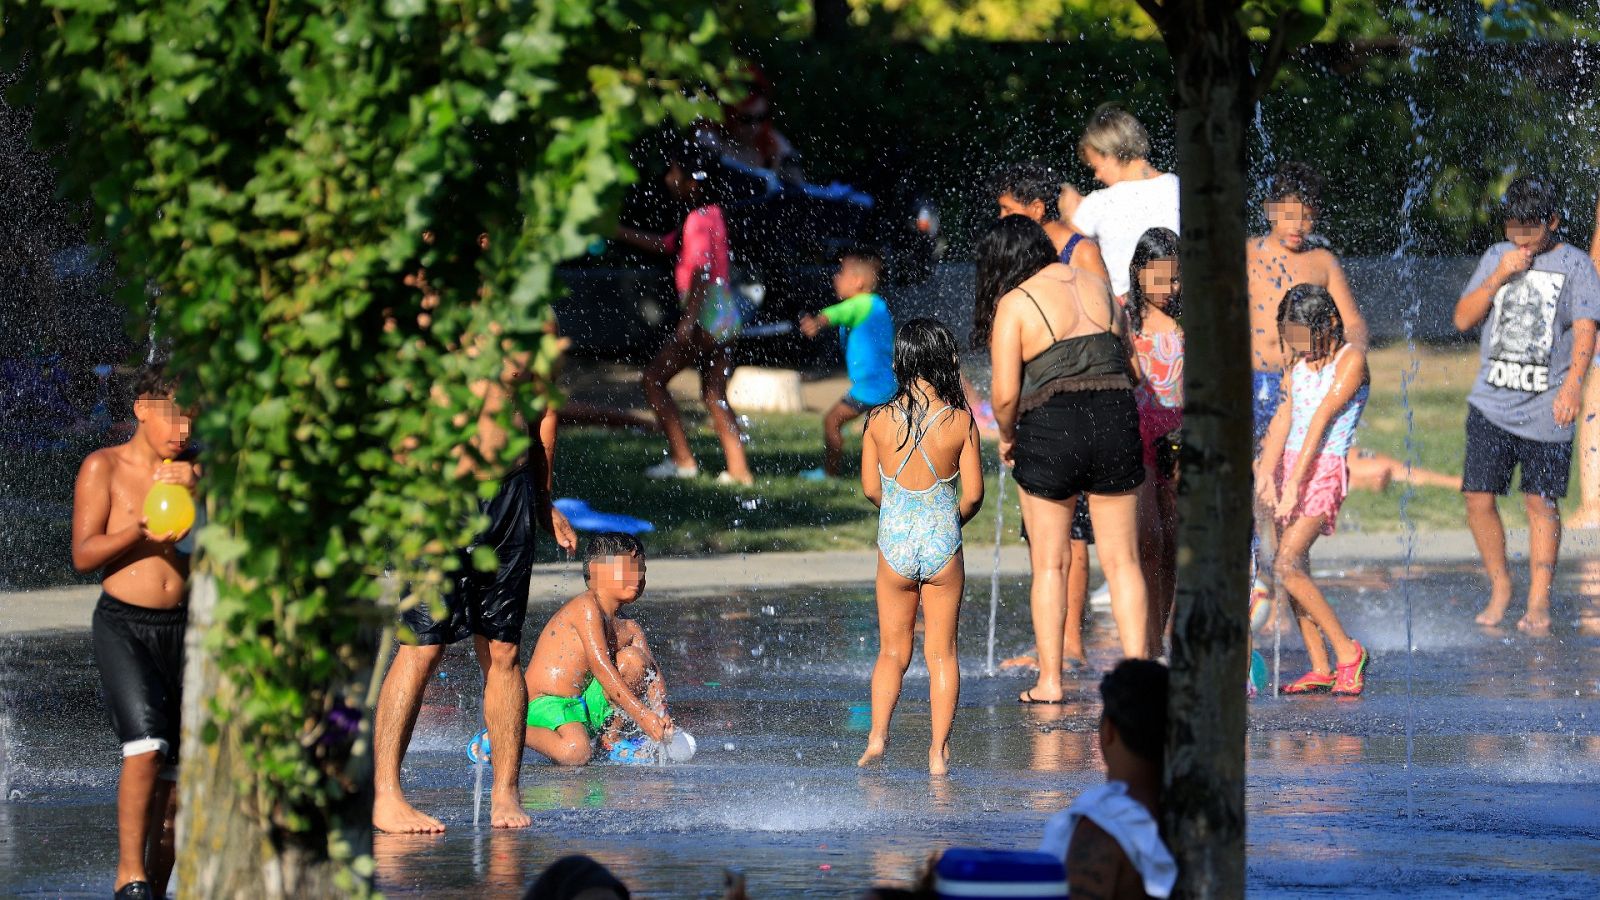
521, 532, 674, 765
1039, 659, 1177, 900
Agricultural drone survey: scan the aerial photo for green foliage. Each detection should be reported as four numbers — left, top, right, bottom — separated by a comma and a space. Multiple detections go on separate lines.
2, 0, 735, 881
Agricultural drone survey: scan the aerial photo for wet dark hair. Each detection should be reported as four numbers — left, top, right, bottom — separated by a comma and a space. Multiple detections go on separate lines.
1503, 174, 1561, 224
583, 532, 644, 583
1277, 283, 1344, 361
972, 215, 1057, 350
1266, 161, 1324, 213
1126, 227, 1181, 333
990, 161, 1063, 221
870, 318, 969, 452
1100, 659, 1168, 767
134, 363, 177, 400
524, 854, 630, 900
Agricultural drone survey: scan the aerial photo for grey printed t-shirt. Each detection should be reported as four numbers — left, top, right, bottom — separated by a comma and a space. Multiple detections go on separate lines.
1463, 241, 1600, 442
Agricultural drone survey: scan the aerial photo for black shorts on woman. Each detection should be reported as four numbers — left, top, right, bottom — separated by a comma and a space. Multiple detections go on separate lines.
1009, 287, 1144, 501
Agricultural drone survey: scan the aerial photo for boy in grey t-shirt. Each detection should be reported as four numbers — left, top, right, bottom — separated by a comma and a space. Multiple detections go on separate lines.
1455, 176, 1600, 632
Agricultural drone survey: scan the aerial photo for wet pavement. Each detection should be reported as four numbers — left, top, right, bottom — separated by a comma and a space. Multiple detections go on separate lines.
2, 560, 1599, 897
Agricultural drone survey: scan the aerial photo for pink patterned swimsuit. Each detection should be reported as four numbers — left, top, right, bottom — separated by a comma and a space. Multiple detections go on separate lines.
1277, 345, 1369, 535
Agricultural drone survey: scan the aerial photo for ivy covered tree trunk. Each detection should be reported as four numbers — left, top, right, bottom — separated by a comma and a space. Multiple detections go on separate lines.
177, 577, 376, 895
1149, 1, 1257, 897
3, 2, 741, 893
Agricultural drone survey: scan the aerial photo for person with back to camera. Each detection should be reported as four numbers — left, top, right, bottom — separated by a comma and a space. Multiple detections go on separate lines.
1455, 175, 1599, 632
976, 215, 1151, 704
71, 363, 198, 900
1125, 228, 1184, 657
1038, 659, 1177, 900
1059, 104, 1180, 302
856, 319, 984, 776
798, 247, 896, 480
616, 137, 755, 485
1256, 285, 1371, 696
990, 161, 1107, 673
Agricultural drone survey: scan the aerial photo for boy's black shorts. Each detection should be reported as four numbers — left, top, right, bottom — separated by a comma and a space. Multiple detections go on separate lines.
92, 592, 187, 773
402, 465, 536, 647
1461, 406, 1572, 499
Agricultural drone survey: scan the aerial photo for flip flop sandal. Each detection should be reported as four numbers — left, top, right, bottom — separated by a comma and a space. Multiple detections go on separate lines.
1280, 670, 1335, 695
607, 738, 657, 765
466, 729, 491, 764
1018, 690, 1069, 705
1332, 642, 1370, 696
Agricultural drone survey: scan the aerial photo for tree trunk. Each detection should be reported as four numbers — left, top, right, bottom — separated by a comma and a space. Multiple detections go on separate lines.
1161, 3, 1253, 898
176, 575, 374, 897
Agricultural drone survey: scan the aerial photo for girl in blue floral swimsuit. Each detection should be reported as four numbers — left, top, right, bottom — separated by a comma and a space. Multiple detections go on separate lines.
857, 318, 985, 775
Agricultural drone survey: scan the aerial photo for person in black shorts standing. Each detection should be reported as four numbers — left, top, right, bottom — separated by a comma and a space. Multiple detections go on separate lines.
372, 339, 578, 833
71, 364, 198, 900
977, 216, 1150, 704
1455, 176, 1599, 633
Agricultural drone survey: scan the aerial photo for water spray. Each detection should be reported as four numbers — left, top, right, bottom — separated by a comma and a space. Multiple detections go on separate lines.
985, 465, 1007, 676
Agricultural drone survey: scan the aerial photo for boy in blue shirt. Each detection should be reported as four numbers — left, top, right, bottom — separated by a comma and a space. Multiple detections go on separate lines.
800, 248, 896, 478
1455, 176, 1599, 632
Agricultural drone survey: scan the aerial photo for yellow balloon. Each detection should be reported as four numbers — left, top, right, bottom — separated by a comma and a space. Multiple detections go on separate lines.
144, 482, 196, 536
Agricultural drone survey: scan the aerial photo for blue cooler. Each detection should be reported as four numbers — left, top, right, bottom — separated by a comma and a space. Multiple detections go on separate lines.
935, 848, 1068, 898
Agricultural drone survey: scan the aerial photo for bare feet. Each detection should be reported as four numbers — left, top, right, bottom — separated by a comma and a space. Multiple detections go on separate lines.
999, 653, 1038, 670
857, 737, 887, 767
490, 789, 531, 829
1475, 581, 1514, 626
1569, 507, 1600, 530
1516, 606, 1551, 634
1000, 651, 1086, 674
374, 794, 445, 834
928, 745, 950, 776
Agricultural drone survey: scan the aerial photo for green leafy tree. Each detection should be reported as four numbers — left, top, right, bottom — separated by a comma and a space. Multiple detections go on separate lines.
2, 0, 735, 892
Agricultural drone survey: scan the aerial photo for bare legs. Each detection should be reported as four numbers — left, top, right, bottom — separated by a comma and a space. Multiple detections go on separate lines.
822, 401, 864, 477
114, 751, 176, 893
523, 646, 657, 765
374, 637, 531, 833
1466, 491, 1514, 626
1087, 490, 1149, 660
641, 333, 751, 482
1063, 537, 1090, 665
472, 635, 531, 828
859, 550, 963, 775
373, 643, 447, 833
1273, 515, 1360, 673
1016, 491, 1070, 702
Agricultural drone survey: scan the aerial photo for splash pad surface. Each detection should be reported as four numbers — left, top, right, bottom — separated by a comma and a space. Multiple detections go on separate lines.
2, 561, 1598, 897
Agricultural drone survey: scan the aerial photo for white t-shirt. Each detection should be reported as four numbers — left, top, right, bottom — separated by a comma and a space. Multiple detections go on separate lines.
1072, 173, 1180, 296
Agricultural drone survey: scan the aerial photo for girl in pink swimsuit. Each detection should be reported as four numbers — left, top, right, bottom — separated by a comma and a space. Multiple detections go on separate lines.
1127, 228, 1183, 656
1255, 284, 1371, 697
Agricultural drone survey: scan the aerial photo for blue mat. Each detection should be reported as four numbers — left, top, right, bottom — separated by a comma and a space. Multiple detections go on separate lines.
554, 498, 655, 534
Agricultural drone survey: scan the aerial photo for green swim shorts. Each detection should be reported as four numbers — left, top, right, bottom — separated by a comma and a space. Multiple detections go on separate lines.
526, 677, 611, 736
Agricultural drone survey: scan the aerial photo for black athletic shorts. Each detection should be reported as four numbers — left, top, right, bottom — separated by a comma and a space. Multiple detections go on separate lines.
1461, 405, 1572, 499
91, 592, 187, 770
1013, 389, 1145, 501
402, 465, 537, 647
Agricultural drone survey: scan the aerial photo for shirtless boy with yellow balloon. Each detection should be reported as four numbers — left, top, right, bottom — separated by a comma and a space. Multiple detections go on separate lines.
70, 363, 197, 900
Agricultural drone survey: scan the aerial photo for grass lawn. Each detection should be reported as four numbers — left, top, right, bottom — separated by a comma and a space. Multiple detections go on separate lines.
5, 345, 1576, 583
562, 345, 1579, 555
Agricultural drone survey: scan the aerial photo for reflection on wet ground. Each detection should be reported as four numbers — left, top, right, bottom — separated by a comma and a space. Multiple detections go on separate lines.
2, 562, 1599, 897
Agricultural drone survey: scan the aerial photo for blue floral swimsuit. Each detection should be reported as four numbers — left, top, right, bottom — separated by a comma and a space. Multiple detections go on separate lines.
876, 405, 963, 582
